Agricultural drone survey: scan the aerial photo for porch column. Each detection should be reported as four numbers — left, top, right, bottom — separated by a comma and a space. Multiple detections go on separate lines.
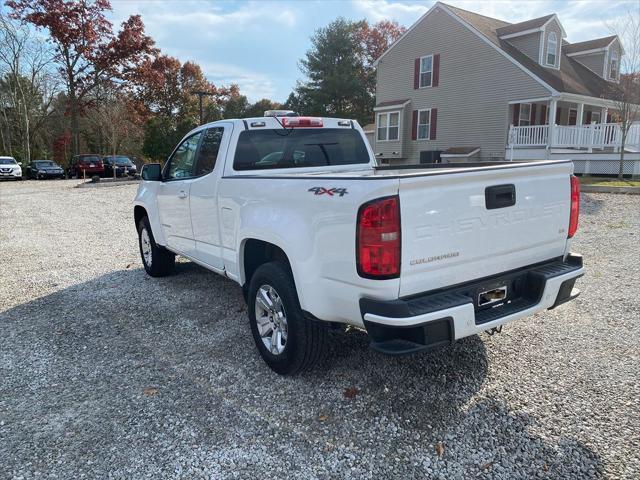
548, 98, 558, 149
602, 106, 608, 123
576, 103, 584, 126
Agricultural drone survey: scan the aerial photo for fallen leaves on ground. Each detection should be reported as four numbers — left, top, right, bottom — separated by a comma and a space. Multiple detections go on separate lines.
435, 441, 445, 458
143, 387, 158, 396
480, 461, 493, 470
343, 387, 359, 399
318, 413, 329, 422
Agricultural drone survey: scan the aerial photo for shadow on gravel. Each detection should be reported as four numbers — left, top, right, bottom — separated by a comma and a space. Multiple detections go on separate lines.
0, 262, 603, 478
582, 192, 606, 215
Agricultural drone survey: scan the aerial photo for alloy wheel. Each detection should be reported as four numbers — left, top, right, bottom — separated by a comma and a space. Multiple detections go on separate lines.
255, 285, 288, 355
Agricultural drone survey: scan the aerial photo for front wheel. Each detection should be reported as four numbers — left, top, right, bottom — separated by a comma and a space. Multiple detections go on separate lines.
137, 216, 175, 277
248, 262, 327, 375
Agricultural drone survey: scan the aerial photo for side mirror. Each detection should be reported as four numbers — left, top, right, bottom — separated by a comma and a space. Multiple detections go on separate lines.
141, 163, 162, 181
17, 162, 22, 166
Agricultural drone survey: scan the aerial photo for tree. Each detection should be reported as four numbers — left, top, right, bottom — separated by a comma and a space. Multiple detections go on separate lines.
288, 18, 405, 124
223, 94, 249, 119
8, 0, 156, 155
83, 84, 143, 157
135, 54, 239, 160
607, 6, 640, 179
357, 20, 405, 66
245, 98, 283, 117
0, 13, 59, 162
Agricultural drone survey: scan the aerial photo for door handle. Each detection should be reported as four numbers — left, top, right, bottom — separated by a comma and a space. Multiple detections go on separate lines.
178, 190, 188, 199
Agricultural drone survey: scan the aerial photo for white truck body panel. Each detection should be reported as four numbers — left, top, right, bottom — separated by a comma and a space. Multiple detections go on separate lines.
397, 161, 573, 297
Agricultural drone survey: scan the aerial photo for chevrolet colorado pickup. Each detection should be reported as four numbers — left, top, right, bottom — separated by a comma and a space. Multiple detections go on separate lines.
133, 116, 584, 375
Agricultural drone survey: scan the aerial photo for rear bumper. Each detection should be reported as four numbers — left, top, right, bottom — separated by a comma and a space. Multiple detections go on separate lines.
360, 254, 584, 355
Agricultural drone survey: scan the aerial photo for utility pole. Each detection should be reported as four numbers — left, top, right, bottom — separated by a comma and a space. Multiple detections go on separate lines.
191, 91, 215, 125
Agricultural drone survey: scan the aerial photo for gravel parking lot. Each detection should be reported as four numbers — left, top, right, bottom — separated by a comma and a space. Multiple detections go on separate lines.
1, 179, 639, 479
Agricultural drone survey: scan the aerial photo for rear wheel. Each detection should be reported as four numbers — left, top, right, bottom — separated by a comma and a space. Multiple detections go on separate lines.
137, 216, 175, 277
248, 262, 327, 375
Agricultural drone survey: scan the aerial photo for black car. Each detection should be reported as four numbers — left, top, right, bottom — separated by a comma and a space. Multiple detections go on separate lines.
102, 155, 137, 177
28, 160, 65, 179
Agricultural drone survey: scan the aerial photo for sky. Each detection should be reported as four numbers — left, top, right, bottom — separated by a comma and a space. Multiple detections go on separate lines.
43, 0, 640, 102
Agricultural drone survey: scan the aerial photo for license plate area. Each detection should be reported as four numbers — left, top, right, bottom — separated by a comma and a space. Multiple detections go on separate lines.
478, 286, 507, 307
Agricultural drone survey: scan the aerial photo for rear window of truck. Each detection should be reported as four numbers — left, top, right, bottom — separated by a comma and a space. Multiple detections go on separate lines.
233, 128, 369, 170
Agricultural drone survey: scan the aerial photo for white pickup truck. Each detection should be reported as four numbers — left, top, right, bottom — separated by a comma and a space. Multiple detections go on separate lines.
134, 116, 583, 375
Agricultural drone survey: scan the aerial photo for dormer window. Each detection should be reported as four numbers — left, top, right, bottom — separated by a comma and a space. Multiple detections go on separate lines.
609, 50, 618, 79
546, 32, 558, 66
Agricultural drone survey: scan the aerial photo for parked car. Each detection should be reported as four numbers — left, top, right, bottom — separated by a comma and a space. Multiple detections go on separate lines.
70, 154, 104, 179
0, 156, 22, 180
27, 160, 65, 179
102, 155, 137, 177
133, 116, 584, 375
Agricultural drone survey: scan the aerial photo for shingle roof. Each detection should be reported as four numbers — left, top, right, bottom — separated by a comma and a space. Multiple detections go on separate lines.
375, 99, 410, 108
495, 14, 555, 37
563, 35, 617, 54
442, 3, 616, 99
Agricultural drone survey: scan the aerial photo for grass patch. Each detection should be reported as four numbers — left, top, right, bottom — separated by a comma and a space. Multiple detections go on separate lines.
580, 177, 640, 187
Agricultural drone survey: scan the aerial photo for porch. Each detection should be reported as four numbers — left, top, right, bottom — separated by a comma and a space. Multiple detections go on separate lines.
506, 96, 640, 153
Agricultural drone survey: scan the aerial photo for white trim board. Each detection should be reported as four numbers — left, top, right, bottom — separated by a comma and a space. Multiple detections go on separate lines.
566, 48, 607, 57
373, 99, 411, 112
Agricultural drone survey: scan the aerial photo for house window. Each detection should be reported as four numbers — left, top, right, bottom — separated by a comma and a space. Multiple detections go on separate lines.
377, 111, 400, 141
546, 32, 558, 66
609, 50, 618, 79
417, 109, 431, 139
591, 111, 601, 123
419, 55, 433, 88
519, 103, 531, 126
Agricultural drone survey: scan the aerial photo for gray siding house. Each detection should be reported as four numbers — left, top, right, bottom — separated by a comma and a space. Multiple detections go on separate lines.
372, 2, 630, 165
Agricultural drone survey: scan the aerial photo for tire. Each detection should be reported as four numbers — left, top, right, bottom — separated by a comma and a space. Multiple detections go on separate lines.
247, 261, 327, 375
137, 216, 175, 277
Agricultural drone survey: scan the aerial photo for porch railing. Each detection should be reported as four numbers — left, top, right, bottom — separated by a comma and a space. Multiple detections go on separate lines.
508, 122, 640, 150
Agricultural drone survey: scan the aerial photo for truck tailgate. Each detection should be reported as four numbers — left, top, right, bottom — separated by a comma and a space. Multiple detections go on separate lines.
399, 161, 573, 297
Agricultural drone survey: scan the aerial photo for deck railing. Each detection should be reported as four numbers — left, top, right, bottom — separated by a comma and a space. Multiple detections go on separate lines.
508, 122, 640, 150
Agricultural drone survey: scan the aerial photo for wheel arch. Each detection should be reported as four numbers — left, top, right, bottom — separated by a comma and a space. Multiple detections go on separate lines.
240, 238, 296, 293
134, 204, 147, 228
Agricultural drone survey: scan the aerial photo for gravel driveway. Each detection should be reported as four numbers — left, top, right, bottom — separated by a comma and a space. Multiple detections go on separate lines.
1, 180, 638, 479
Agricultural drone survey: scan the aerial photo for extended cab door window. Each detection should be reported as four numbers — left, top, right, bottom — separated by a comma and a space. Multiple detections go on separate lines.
194, 127, 224, 176
164, 133, 202, 180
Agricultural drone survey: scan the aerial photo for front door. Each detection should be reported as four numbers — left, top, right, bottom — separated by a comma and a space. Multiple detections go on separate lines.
157, 132, 202, 256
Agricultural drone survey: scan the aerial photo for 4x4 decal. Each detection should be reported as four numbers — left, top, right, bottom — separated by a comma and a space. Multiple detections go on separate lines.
308, 187, 348, 197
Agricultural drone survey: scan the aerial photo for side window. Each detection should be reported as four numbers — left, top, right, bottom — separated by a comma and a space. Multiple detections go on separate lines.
195, 127, 224, 176
165, 133, 202, 180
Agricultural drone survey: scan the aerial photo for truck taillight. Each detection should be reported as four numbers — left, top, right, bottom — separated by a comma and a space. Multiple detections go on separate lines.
568, 175, 580, 238
357, 196, 400, 279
